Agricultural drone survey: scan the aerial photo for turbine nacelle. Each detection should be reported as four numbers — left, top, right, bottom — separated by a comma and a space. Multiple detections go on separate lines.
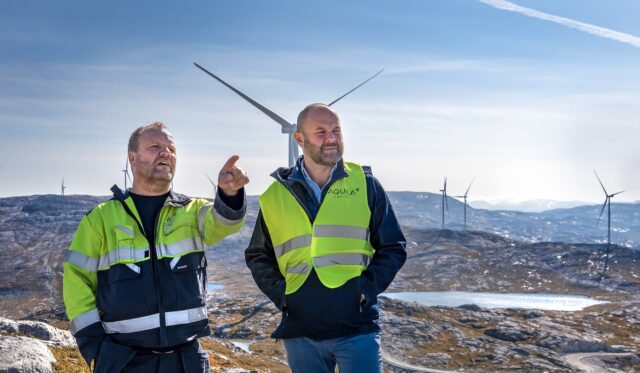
195, 63, 383, 168
281, 124, 297, 134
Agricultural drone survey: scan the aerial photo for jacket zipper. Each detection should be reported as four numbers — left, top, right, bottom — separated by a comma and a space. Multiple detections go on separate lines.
153, 202, 170, 346
117, 196, 170, 346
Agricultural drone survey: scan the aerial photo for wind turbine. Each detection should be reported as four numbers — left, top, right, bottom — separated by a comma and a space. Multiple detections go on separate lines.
193, 63, 384, 167
454, 177, 474, 230
440, 177, 449, 229
61, 177, 66, 196
122, 158, 132, 190
594, 170, 624, 281
205, 173, 217, 198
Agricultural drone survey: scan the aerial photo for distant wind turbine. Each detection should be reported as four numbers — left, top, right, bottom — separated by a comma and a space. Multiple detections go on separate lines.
194, 63, 384, 167
61, 177, 66, 196
205, 173, 217, 198
440, 177, 449, 229
122, 158, 132, 190
594, 170, 624, 281
454, 177, 475, 230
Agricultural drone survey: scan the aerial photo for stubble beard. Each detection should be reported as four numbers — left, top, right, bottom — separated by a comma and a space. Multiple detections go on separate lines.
136, 161, 175, 192
304, 138, 343, 167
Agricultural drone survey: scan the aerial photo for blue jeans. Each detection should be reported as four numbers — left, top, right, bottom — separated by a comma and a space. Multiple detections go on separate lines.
284, 332, 382, 373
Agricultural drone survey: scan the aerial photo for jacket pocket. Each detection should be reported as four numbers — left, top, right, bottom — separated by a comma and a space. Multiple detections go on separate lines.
97, 263, 147, 321
169, 251, 207, 308
98, 227, 146, 320
94, 340, 136, 373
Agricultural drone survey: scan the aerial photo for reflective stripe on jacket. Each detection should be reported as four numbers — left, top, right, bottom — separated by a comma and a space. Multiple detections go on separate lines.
259, 162, 373, 294
63, 187, 245, 364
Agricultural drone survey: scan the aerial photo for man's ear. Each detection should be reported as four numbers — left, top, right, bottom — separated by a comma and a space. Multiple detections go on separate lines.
294, 131, 304, 147
128, 152, 135, 166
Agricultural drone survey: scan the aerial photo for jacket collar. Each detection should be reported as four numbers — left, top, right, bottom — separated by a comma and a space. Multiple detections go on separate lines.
110, 185, 191, 206
271, 156, 349, 186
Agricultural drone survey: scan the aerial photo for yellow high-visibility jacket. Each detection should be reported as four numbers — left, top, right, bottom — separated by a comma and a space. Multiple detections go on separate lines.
63, 187, 244, 365
259, 161, 374, 294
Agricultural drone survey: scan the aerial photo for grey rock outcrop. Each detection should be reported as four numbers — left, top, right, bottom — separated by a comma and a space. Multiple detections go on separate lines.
0, 336, 55, 373
0, 317, 74, 347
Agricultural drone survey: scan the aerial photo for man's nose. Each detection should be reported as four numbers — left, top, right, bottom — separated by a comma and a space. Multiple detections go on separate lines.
325, 131, 338, 142
159, 146, 175, 157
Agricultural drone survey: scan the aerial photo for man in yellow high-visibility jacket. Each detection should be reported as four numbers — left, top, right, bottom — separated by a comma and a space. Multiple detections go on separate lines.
246, 104, 407, 373
63, 122, 249, 372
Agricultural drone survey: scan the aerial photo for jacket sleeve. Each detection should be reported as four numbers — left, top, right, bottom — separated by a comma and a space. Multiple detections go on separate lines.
198, 187, 246, 246
244, 210, 287, 310
63, 213, 106, 366
361, 175, 407, 301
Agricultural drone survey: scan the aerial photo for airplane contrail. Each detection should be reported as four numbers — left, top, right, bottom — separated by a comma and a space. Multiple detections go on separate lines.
478, 0, 640, 49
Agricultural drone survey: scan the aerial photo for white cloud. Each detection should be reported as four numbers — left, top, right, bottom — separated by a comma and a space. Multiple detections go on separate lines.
478, 0, 640, 49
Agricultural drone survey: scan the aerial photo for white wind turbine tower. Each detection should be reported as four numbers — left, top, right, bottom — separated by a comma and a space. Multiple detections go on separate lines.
440, 177, 449, 229
122, 158, 132, 190
194, 63, 383, 167
205, 173, 217, 198
454, 177, 474, 230
594, 170, 624, 281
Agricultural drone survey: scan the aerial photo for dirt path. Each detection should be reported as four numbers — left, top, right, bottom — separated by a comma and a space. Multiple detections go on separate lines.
381, 349, 460, 372
562, 352, 635, 373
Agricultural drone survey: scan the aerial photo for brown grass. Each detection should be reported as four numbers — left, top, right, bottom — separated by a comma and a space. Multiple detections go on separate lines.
51, 347, 91, 373
200, 337, 289, 373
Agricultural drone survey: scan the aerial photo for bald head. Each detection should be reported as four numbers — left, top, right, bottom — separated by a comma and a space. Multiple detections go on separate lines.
296, 103, 340, 133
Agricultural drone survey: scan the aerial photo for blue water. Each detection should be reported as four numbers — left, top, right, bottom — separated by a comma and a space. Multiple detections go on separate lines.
207, 283, 224, 292
384, 291, 608, 311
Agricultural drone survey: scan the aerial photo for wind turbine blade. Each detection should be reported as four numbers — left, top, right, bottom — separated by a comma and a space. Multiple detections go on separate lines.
328, 69, 384, 107
611, 191, 624, 197
126, 171, 132, 184
465, 177, 475, 197
444, 177, 447, 192
205, 173, 217, 188
593, 170, 608, 195
445, 193, 449, 213
597, 198, 607, 224
194, 63, 293, 129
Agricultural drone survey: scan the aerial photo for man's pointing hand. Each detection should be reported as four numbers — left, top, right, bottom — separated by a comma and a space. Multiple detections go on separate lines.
218, 155, 249, 196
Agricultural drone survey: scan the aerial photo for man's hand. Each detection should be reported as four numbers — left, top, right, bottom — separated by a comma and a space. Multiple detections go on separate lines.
218, 155, 249, 196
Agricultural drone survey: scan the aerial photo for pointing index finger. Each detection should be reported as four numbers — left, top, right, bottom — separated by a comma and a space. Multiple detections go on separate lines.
222, 155, 240, 172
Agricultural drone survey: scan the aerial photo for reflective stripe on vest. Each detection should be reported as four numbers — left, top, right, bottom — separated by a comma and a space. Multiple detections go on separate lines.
274, 234, 312, 258
70, 308, 101, 335
65, 250, 99, 273
66, 237, 207, 273
260, 161, 373, 294
102, 306, 208, 334
313, 253, 371, 268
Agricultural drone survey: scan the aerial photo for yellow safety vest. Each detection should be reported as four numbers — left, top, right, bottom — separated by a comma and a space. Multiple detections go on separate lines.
259, 162, 374, 294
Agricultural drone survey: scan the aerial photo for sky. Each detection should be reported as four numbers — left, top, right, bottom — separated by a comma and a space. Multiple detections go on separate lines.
1, 0, 639, 204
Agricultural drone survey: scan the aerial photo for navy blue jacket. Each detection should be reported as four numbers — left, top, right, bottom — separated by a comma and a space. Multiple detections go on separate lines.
245, 158, 406, 340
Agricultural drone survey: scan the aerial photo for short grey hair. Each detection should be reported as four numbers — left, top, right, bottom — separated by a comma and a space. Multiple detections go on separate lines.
128, 122, 170, 152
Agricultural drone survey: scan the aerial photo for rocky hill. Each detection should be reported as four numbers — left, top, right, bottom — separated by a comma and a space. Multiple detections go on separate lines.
388, 191, 640, 249
1, 194, 639, 372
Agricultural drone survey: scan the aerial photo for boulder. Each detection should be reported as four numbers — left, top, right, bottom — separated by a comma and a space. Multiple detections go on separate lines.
0, 317, 19, 334
16, 320, 75, 347
0, 336, 55, 373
